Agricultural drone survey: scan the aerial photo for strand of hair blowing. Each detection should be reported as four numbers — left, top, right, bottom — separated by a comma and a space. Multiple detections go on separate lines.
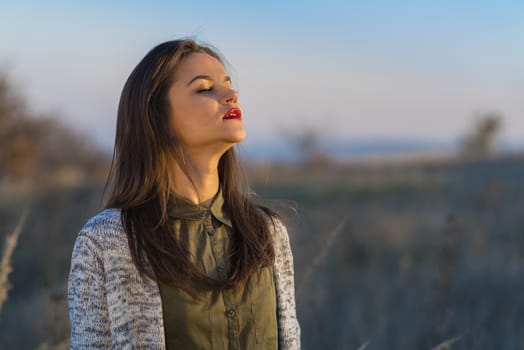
105, 40, 276, 297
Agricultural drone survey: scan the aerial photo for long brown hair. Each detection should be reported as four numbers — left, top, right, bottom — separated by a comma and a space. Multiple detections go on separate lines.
105, 39, 276, 295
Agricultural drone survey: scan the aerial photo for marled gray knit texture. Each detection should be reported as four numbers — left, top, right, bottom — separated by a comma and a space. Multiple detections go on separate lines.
68, 208, 301, 349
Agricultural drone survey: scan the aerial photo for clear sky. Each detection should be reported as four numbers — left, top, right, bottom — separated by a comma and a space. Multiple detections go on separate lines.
1, 0, 523, 155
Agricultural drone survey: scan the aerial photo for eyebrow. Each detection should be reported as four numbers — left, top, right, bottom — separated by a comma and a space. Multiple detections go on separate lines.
186, 75, 232, 86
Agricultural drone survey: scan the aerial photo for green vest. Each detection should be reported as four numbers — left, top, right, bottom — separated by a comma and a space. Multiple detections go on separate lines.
158, 189, 278, 349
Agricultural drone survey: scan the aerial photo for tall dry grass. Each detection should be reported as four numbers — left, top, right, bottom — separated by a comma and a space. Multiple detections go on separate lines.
298, 216, 348, 298
431, 336, 462, 350
300, 213, 463, 350
0, 209, 28, 314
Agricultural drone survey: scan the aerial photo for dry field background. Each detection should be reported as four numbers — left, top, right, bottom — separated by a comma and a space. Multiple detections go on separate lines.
1, 156, 524, 349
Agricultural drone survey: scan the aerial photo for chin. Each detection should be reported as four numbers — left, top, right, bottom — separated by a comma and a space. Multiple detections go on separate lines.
226, 130, 246, 144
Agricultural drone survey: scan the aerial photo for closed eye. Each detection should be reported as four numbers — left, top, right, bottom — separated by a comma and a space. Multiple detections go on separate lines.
197, 86, 214, 93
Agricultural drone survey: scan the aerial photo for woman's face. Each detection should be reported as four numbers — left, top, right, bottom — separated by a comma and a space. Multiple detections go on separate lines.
167, 52, 245, 154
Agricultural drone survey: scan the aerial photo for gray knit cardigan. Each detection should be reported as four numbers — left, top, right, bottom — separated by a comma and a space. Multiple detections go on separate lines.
68, 209, 301, 349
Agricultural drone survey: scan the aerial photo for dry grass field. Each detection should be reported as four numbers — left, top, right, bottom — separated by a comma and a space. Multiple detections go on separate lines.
1, 155, 523, 349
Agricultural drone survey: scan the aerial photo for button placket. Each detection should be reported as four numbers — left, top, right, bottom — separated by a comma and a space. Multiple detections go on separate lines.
206, 216, 227, 280
226, 308, 236, 319
223, 289, 239, 348
217, 265, 226, 277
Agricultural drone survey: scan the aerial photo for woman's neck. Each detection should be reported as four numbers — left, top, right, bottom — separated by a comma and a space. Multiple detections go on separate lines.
171, 151, 221, 207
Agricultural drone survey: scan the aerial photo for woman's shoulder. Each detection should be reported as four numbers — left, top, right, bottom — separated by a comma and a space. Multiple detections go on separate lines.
266, 215, 286, 235
78, 208, 125, 244
264, 213, 292, 251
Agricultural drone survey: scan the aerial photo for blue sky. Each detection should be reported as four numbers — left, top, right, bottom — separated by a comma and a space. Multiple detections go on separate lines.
1, 0, 523, 157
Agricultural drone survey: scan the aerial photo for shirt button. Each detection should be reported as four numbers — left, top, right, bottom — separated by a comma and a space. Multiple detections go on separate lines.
226, 308, 236, 319
217, 266, 226, 276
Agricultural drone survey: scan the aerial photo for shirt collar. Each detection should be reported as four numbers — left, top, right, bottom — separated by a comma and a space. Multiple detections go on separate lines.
167, 188, 232, 228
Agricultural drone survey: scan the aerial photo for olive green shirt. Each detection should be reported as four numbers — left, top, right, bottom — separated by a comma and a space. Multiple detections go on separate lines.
158, 190, 278, 349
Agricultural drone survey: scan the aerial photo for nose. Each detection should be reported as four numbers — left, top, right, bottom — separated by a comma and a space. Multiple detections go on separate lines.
221, 87, 238, 105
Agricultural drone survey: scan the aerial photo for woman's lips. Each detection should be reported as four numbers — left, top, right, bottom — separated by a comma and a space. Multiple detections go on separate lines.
223, 108, 242, 120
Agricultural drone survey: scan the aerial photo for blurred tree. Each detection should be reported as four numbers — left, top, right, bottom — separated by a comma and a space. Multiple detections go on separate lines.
282, 127, 333, 166
460, 113, 503, 158
0, 73, 37, 180
0, 70, 109, 187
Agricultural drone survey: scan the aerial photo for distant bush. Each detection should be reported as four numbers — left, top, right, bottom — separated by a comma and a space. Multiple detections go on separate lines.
0, 71, 110, 188
460, 113, 503, 158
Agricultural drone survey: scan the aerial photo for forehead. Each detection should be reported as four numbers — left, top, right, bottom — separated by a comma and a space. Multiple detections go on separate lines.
174, 52, 226, 81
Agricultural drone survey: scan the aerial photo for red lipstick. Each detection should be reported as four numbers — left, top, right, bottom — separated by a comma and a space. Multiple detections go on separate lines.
223, 108, 242, 120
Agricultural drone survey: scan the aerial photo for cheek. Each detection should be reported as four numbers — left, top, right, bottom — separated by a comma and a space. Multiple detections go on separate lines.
169, 100, 217, 142
189, 98, 216, 116
185, 101, 219, 131
168, 104, 189, 140
169, 99, 195, 128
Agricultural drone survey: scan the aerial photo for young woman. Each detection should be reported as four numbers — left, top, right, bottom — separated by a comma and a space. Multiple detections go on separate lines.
67, 39, 301, 349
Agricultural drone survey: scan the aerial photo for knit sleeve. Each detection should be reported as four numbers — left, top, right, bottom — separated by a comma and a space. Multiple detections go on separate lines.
68, 233, 112, 349
272, 218, 301, 349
